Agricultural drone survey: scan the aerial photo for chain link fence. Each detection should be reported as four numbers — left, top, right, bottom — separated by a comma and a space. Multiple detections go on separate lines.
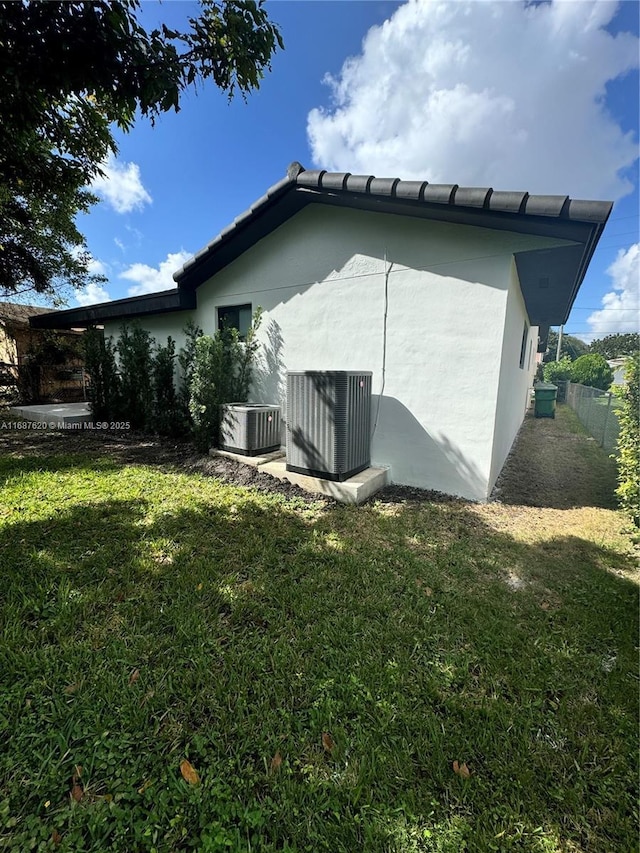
564, 381, 622, 453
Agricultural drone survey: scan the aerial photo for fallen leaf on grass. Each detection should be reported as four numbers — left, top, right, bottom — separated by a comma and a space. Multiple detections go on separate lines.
452, 760, 471, 779
70, 783, 83, 802
322, 732, 335, 753
128, 668, 140, 685
52, 830, 62, 845
270, 751, 282, 772
137, 780, 152, 795
64, 682, 80, 695
180, 759, 200, 785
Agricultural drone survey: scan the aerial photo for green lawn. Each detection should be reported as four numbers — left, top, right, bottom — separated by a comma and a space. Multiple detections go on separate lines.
0, 449, 637, 852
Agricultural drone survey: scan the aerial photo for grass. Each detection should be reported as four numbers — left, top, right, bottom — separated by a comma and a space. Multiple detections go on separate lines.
0, 437, 638, 851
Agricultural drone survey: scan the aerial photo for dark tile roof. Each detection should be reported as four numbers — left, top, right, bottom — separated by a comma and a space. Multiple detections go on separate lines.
173, 161, 612, 287
32, 162, 613, 331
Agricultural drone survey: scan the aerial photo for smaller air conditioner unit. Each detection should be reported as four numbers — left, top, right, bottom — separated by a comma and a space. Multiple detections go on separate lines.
220, 404, 281, 456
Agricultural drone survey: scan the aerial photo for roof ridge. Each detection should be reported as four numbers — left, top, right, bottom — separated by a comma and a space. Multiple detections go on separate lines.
170, 161, 613, 283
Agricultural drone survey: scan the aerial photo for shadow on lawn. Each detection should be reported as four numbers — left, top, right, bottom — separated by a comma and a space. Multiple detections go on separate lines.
0, 474, 637, 851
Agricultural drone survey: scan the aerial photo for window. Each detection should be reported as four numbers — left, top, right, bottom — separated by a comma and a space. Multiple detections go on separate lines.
519, 322, 528, 369
217, 304, 252, 340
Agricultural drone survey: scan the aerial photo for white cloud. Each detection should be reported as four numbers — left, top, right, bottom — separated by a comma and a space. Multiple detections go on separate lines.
120, 250, 192, 297
92, 154, 152, 214
114, 237, 125, 252
75, 281, 112, 307
307, 0, 639, 199
71, 252, 111, 306
587, 243, 640, 338
86, 256, 108, 277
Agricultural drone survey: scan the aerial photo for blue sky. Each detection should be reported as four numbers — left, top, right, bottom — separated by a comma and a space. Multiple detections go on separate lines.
73, 0, 638, 343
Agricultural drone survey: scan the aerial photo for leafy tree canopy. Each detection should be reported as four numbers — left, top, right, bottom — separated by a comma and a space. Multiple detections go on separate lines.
0, 1, 283, 301
542, 357, 572, 384
542, 329, 590, 363
589, 333, 640, 360
570, 353, 614, 391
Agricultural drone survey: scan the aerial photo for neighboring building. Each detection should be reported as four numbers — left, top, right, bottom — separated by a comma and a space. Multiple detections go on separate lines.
607, 358, 630, 386
1, 302, 50, 366
31, 163, 611, 500
1, 302, 85, 403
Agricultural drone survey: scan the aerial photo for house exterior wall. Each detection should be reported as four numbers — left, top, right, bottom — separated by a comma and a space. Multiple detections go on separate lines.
103, 312, 197, 353
105, 205, 569, 500
489, 260, 538, 492
194, 206, 515, 500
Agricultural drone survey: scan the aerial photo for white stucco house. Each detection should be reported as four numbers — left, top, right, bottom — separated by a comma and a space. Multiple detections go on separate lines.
32, 162, 612, 501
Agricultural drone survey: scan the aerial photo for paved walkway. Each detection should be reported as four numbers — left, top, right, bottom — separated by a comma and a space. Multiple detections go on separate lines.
491, 403, 619, 510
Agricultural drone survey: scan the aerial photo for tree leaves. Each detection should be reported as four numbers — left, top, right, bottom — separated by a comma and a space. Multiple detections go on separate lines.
0, 1, 283, 299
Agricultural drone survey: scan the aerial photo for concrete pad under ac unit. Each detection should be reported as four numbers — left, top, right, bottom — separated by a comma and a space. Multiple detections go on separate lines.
210, 447, 389, 504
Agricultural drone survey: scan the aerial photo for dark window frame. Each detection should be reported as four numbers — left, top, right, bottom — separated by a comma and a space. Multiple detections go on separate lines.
519, 322, 529, 369
217, 303, 252, 341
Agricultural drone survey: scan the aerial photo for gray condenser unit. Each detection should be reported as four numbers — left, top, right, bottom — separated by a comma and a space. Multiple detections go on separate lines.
286, 371, 372, 481
220, 404, 281, 456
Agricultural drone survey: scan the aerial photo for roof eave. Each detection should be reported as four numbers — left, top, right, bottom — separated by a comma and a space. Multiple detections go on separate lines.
29, 289, 197, 330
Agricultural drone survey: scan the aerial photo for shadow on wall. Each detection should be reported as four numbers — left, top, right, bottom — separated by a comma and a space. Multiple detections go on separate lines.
373, 395, 488, 501
253, 319, 286, 444
252, 322, 487, 499
253, 319, 285, 404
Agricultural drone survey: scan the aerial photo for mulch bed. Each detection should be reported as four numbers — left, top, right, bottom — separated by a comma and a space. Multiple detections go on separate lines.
0, 403, 617, 509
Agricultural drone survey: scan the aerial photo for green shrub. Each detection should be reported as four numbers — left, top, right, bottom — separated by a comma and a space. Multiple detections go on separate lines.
543, 357, 572, 384
188, 309, 262, 450
177, 319, 203, 426
570, 353, 613, 390
189, 336, 220, 450
116, 323, 154, 430
83, 327, 120, 420
615, 353, 639, 527
152, 336, 185, 437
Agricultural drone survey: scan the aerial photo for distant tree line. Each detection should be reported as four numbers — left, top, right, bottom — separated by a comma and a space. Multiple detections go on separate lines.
540, 331, 639, 391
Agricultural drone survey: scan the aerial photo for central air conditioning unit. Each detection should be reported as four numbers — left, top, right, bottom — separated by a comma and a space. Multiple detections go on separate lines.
286, 371, 372, 481
220, 404, 281, 456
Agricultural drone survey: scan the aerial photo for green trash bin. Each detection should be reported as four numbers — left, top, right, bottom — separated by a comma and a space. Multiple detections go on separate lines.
533, 382, 558, 419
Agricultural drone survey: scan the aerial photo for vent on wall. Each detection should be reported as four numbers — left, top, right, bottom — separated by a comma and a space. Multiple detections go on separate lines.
286, 371, 372, 482
220, 404, 281, 456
